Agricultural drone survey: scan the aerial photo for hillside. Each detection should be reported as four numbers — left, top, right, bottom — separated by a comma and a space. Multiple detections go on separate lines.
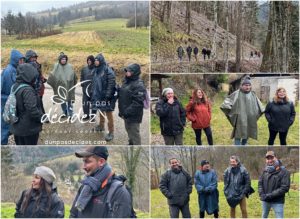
151, 1, 262, 73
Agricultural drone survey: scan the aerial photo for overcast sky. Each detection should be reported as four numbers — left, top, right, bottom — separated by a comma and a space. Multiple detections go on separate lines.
1, 0, 89, 15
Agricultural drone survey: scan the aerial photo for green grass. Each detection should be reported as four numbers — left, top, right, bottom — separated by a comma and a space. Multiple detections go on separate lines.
1, 203, 71, 218
151, 92, 299, 145
1, 203, 148, 218
151, 179, 299, 218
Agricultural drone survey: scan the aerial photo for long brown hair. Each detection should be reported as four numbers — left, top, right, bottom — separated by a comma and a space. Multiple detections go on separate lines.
21, 178, 53, 215
191, 88, 209, 110
273, 87, 289, 103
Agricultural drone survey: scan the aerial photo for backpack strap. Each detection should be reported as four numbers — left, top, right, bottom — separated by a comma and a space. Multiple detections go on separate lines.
11, 84, 30, 94
106, 180, 123, 211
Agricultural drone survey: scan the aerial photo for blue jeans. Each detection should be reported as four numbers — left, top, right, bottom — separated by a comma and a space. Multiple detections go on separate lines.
1, 101, 9, 145
262, 201, 284, 218
61, 101, 73, 116
234, 138, 248, 146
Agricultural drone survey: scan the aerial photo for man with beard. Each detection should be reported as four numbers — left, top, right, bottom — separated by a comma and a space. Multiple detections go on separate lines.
258, 151, 290, 218
194, 160, 219, 218
220, 76, 264, 145
223, 156, 253, 218
159, 158, 192, 218
70, 146, 133, 218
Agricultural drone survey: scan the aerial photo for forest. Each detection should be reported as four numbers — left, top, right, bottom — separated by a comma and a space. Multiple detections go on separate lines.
151, 1, 299, 73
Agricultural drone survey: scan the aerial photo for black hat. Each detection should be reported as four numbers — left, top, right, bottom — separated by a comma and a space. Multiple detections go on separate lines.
75, 146, 109, 160
124, 63, 141, 75
200, 160, 209, 166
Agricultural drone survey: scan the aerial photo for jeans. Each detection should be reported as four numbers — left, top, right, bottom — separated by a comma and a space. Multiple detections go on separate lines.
194, 127, 213, 145
169, 203, 191, 218
163, 133, 183, 145
61, 101, 73, 116
262, 201, 284, 218
125, 121, 141, 145
234, 138, 248, 146
268, 129, 288, 145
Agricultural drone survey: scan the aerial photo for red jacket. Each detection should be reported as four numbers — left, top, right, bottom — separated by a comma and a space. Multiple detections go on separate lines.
185, 100, 211, 129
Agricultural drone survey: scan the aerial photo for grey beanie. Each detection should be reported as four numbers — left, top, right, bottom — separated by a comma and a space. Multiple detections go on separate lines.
34, 166, 56, 184
242, 77, 251, 86
162, 88, 174, 97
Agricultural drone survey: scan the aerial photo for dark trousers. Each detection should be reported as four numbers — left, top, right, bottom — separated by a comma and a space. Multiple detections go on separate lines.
200, 210, 219, 218
125, 120, 141, 145
169, 203, 191, 218
194, 127, 213, 145
40, 96, 45, 114
163, 133, 183, 145
82, 92, 92, 117
268, 129, 288, 145
14, 133, 39, 145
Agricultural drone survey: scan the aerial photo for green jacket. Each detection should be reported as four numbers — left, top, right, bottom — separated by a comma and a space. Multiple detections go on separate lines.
220, 89, 264, 139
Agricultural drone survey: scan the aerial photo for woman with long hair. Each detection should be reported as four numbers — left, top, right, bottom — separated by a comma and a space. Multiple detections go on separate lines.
265, 87, 296, 145
15, 166, 64, 218
186, 88, 213, 145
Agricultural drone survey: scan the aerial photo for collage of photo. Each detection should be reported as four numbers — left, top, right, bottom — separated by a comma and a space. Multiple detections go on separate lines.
1, 0, 299, 218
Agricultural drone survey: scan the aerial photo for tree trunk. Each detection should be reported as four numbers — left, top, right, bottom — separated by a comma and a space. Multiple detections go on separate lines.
225, 2, 229, 73
186, 2, 191, 35
211, 1, 218, 71
235, 1, 242, 72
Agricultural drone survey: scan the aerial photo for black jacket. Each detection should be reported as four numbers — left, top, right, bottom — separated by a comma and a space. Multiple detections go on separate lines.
156, 97, 186, 136
70, 175, 132, 218
80, 65, 94, 96
223, 165, 251, 208
118, 71, 146, 123
91, 54, 116, 112
10, 64, 43, 137
193, 47, 199, 55
186, 46, 192, 55
15, 187, 64, 218
265, 100, 296, 132
258, 164, 290, 204
159, 168, 193, 206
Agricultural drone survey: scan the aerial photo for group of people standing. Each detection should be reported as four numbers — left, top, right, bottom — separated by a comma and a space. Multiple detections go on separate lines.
159, 151, 290, 218
156, 77, 295, 146
177, 45, 211, 63
1, 49, 147, 145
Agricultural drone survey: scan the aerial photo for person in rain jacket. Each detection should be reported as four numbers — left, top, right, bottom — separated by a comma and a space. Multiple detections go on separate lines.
91, 53, 116, 142
15, 166, 64, 218
118, 63, 146, 145
177, 46, 184, 62
265, 87, 296, 145
223, 155, 253, 218
194, 160, 219, 218
80, 55, 95, 120
10, 64, 43, 145
186, 88, 213, 145
220, 76, 264, 145
47, 52, 77, 117
156, 88, 186, 145
1, 49, 25, 145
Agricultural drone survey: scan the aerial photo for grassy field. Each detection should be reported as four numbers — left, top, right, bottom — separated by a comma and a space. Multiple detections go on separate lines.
151, 179, 300, 218
151, 92, 299, 145
0, 202, 149, 218
1, 18, 149, 75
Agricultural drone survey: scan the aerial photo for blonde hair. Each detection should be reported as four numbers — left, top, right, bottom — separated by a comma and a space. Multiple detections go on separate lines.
273, 87, 289, 103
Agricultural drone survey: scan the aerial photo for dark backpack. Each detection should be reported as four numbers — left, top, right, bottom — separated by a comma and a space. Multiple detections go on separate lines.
2, 83, 29, 124
106, 176, 137, 218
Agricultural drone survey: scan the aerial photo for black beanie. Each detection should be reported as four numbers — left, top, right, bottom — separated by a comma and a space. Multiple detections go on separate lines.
200, 160, 209, 166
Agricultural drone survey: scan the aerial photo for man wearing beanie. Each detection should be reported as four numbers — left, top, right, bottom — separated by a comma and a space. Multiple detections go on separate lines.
118, 63, 146, 145
80, 55, 95, 120
15, 166, 64, 218
159, 158, 192, 218
70, 146, 133, 218
258, 151, 290, 218
156, 87, 186, 145
48, 52, 77, 118
194, 160, 219, 218
220, 76, 264, 145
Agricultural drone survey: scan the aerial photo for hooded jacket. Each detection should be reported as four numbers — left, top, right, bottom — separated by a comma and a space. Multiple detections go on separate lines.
186, 99, 211, 129
1, 49, 24, 106
80, 56, 95, 96
156, 97, 186, 136
91, 54, 116, 112
15, 186, 64, 218
223, 164, 251, 208
220, 89, 264, 140
10, 64, 43, 137
159, 167, 193, 206
258, 162, 290, 204
47, 54, 77, 102
265, 100, 296, 132
118, 64, 146, 123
